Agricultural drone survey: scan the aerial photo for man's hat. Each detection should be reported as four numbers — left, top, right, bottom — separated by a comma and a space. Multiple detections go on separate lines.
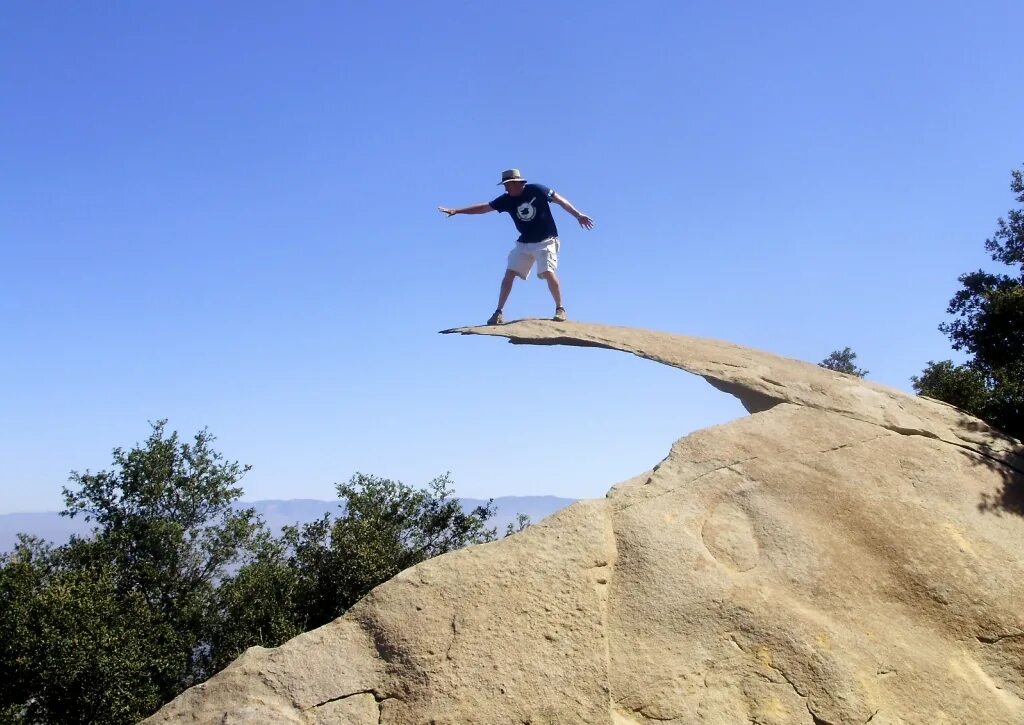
498, 168, 527, 185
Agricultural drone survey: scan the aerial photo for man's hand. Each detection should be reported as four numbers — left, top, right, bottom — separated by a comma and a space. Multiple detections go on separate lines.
551, 192, 594, 230
438, 206, 457, 217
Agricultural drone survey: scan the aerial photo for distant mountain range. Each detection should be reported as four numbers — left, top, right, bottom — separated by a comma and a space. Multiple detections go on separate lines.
0, 496, 577, 553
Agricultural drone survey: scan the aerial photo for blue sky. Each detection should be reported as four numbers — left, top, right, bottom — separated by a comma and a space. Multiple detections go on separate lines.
2, 1, 1021, 514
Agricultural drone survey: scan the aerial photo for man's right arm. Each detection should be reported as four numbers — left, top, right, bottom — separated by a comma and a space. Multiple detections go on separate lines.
438, 203, 495, 217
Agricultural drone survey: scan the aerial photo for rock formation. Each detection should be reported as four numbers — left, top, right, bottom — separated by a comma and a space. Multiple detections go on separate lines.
146, 321, 1024, 724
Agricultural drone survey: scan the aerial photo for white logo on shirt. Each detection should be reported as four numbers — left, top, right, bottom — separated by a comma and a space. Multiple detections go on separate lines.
516, 197, 537, 222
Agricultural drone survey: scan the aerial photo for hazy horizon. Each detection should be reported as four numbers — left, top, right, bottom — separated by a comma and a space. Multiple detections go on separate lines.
0, 494, 578, 552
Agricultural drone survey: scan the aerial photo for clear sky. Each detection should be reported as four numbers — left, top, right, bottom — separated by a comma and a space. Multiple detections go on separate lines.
2, 1, 1021, 514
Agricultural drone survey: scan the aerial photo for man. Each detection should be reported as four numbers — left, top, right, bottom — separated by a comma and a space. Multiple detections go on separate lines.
438, 168, 594, 325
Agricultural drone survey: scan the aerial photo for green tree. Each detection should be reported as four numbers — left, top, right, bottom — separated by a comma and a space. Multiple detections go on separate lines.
911, 360, 990, 414
211, 472, 498, 661
61, 421, 263, 686
0, 421, 265, 723
0, 537, 51, 723
915, 166, 1024, 440
292, 472, 497, 630
505, 512, 532, 536
206, 532, 303, 673
1, 537, 171, 723
819, 347, 868, 377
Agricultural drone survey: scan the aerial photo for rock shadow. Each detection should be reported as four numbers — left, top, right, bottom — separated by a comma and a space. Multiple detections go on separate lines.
972, 447, 1024, 516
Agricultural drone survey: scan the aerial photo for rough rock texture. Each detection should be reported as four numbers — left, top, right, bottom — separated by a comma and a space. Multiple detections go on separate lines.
146, 321, 1024, 724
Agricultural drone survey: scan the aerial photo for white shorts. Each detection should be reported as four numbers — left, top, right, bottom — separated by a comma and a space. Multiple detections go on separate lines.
507, 236, 559, 280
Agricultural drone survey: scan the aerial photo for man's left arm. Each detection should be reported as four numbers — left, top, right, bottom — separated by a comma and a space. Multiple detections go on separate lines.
551, 191, 594, 230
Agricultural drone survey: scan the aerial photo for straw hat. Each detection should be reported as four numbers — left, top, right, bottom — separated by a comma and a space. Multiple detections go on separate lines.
498, 168, 527, 185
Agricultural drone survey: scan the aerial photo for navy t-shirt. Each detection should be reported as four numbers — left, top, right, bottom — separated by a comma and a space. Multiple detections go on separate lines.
489, 183, 559, 243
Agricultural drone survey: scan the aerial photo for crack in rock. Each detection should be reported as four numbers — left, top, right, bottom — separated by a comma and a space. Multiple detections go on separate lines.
445, 614, 457, 660
615, 703, 676, 721
977, 632, 1024, 644
616, 458, 756, 512
304, 689, 397, 725
305, 688, 387, 711
830, 411, 1024, 479
377, 697, 394, 725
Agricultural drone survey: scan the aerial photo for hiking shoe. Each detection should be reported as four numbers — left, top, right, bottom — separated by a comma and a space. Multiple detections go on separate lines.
487, 309, 504, 325
553, 306, 567, 322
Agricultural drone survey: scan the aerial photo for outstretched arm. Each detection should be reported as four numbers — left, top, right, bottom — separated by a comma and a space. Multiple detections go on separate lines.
438, 203, 495, 217
551, 192, 594, 229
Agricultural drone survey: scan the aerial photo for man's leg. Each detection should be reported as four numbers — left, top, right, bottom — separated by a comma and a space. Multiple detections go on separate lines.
537, 238, 565, 320
497, 269, 518, 311
488, 269, 518, 324
539, 271, 566, 321
538, 271, 562, 309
